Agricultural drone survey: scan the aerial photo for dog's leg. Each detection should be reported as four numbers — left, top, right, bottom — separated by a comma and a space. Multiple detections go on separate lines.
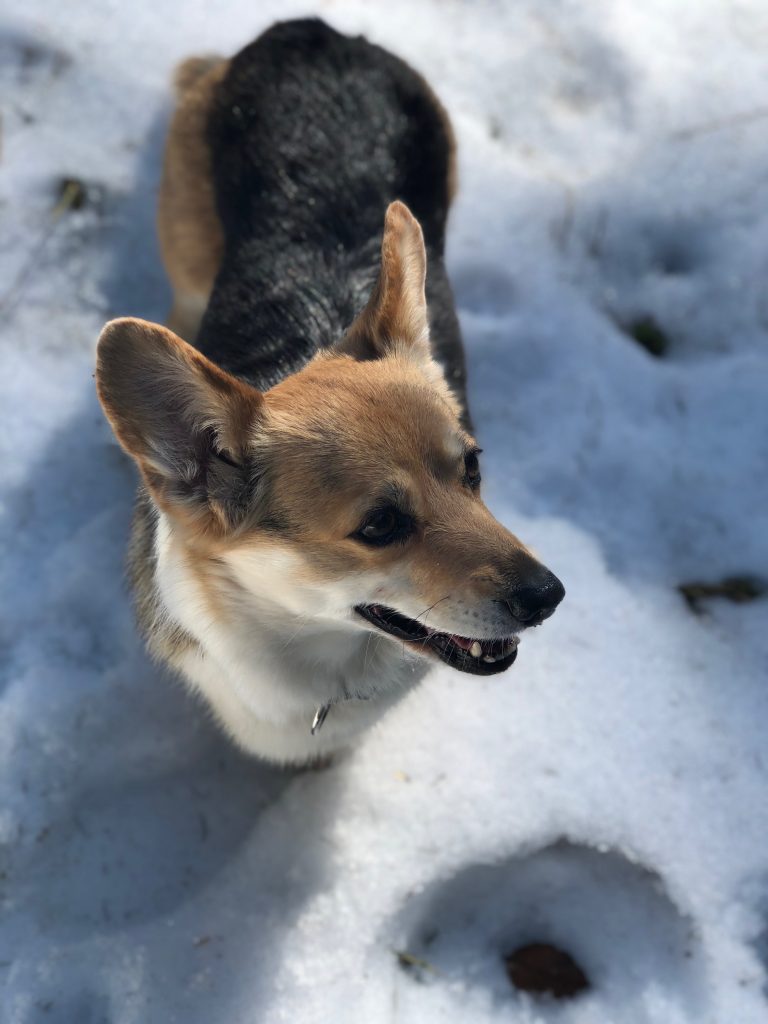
157, 55, 228, 343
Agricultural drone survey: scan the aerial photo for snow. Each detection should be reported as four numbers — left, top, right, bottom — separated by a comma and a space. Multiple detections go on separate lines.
1, 1, 768, 1021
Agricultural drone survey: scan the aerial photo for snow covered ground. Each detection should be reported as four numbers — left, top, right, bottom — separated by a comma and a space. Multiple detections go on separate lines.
1, 1, 768, 1021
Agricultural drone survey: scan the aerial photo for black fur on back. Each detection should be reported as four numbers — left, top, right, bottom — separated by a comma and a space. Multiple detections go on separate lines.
197, 18, 468, 418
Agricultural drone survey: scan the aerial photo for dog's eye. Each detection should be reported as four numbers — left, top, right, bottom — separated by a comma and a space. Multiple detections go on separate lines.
355, 508, 412, 546
464, 449, 482, 489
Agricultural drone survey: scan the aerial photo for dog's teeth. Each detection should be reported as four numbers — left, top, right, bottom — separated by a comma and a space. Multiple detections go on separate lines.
483, 654, 497, 663
469, 641, 483, 658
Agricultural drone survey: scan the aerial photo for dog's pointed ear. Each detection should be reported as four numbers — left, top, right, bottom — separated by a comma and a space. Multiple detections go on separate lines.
96, 317, 264, 533
337, 201, 431, 362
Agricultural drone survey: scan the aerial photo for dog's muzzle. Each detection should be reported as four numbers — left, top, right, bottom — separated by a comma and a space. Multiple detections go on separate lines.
355, 604, 520, 676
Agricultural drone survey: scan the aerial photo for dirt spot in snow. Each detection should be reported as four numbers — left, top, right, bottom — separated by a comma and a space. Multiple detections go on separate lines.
504, 942, 590, 999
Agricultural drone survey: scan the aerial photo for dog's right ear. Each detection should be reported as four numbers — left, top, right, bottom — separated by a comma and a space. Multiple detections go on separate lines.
96, 317, 264, 534
336, 200, 431, 363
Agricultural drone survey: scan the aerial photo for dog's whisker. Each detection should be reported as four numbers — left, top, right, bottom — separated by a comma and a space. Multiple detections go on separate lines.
277, 615, 310, 653
413, 595, 451, 631
362, 629, 375, 678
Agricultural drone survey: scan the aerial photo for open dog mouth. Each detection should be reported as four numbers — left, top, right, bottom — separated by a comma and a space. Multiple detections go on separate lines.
355, 604, 519, 676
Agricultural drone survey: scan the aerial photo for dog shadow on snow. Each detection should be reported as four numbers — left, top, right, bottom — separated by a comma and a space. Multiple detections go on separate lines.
0, 85, 345, 1022
1, 398, 346, 1022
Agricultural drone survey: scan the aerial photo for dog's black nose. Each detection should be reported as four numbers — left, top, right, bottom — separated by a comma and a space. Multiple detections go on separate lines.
506, 568, 565, 626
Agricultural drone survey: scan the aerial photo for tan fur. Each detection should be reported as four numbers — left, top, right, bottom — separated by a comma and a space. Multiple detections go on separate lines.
338, 201, 431, 360
96, 317, 264, 537
157, 56, 229, 342
130, 337, 533, 683
412, 68, 458, 204
243, 349, 534, 606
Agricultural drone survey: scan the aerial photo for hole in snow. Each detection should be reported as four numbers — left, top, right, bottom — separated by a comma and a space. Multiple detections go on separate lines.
757, 924, 768, 1000
0, 28, 71, 88
389, 840, 707, 1023
582, 209, 710, 281
453, 264, 517, 316
620, 315, 671, 358
750, 883, 768, 1000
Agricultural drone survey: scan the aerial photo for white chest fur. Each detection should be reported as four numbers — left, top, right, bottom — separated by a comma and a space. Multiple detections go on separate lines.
153, 516, 427, 762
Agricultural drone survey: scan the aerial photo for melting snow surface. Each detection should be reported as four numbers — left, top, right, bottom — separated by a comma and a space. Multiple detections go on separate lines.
1, 1, 767, 1021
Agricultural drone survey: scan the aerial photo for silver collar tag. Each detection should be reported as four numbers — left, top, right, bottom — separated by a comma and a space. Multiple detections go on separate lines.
311, 702, 332, 735
311, 692, 370, 735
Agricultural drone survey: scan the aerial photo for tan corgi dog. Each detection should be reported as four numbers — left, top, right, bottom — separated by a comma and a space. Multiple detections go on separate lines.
96, 20, 564, 764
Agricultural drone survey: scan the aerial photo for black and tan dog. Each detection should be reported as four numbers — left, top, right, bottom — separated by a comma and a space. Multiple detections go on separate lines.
96, 19, 564, 763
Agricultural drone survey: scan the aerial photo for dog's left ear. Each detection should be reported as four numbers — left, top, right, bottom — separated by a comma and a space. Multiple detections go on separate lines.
337, 200, 430, 362
95, 317, 264, 535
